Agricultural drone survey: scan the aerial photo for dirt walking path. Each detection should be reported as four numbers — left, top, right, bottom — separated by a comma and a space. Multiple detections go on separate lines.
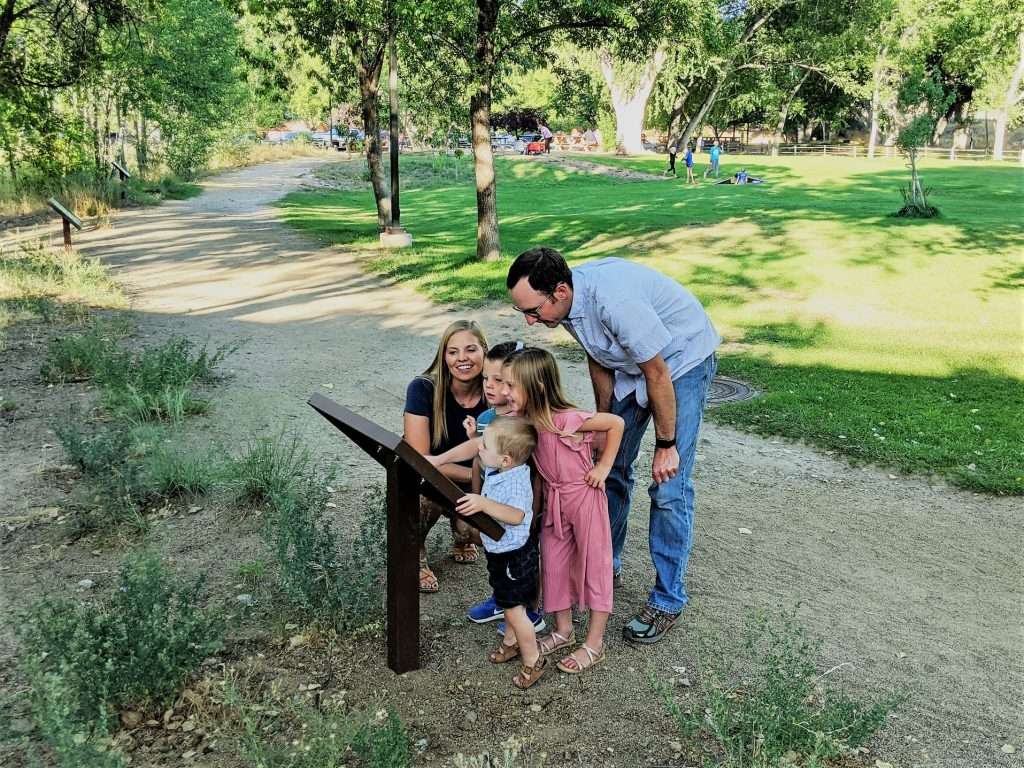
3, 158, 1020, 767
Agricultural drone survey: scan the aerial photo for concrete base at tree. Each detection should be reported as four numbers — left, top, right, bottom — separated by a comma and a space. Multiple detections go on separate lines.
379, 228, 413, 248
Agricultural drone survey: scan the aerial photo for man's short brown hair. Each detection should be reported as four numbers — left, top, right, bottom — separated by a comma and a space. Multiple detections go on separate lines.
485, 416, 537, 465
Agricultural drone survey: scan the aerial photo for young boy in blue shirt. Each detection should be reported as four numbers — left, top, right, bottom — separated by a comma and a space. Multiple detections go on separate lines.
685, 145, 697, 185
455, 416, 547, 689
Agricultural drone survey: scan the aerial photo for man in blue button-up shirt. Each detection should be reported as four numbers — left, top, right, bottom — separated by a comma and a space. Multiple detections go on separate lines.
507, 247, 719, 645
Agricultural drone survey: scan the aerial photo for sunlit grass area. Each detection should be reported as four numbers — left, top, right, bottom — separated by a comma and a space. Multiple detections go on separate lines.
280, 154, 1024, 493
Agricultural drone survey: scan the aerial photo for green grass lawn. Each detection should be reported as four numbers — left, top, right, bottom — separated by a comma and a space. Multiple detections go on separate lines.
279, 153, 1024, 493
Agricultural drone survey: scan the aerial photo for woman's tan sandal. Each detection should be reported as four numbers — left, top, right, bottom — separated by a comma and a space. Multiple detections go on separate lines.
489, 642, 520, 664
512, 655, 548, 689
556, 643, 606, 674
451, 542, 480, 564
418, 559, 439, 593
537, 630, 576, 656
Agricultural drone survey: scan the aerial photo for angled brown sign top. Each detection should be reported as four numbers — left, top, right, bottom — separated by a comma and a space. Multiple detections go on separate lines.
47, 198, 83, 230
308, 393, 504, 540
111, 160, 131, 179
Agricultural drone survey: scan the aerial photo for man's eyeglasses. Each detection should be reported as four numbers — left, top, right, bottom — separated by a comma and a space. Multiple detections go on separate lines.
513, 294, 553, 319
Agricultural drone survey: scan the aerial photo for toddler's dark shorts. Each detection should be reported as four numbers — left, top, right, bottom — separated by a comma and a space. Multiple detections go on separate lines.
485, 539, 539, 610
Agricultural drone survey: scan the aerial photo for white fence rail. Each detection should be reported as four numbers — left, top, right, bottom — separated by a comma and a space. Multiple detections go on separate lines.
760, 143, 1023, 162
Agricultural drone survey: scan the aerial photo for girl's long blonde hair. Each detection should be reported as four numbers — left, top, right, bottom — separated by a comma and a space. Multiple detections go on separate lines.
504, 347, 576, 435
421, 320, 488, 448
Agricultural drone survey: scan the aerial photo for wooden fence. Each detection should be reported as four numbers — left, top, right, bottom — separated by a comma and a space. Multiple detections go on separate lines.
739, 143, 1024, 162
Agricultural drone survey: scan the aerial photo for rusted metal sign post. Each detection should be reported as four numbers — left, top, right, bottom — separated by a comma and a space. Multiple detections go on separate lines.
111, 160, 131, 201
47, 198, 82, 249
308, 393, 502, 673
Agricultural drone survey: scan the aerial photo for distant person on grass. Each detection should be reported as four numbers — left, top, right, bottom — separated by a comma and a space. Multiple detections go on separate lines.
507, 248, 719, 645
539, 122, 553, 154
665, 144, 679, 177
684, 144, 697, 185
404, 320, 488, 593
704, 140, 722, 179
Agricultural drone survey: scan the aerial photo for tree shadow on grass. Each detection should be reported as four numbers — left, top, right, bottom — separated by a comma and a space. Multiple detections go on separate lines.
279, 157, 1023, 306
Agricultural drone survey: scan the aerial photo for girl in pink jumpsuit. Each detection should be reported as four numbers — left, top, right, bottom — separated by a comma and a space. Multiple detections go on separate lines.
502, 348, 624, 673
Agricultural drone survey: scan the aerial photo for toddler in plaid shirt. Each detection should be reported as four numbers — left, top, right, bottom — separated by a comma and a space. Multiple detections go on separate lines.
453, 416, 547, 689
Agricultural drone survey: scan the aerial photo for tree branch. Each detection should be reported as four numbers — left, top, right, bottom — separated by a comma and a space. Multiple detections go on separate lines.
496, 17, 617, 61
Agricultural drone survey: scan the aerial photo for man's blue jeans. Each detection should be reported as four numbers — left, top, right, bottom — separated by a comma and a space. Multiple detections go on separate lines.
606, 354, 716, 614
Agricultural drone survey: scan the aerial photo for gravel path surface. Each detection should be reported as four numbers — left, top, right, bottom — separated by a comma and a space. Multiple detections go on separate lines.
4, 157, 1018, 767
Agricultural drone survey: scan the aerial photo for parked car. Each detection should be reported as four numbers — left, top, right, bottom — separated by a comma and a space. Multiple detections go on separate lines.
491, 134, 516, 151
311, 129, 346, 149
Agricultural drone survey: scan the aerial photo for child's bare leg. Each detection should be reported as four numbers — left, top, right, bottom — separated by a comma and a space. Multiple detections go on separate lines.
559, 609, 609, 670
505, 606, 539, 665
552, 608, 573, 637
538, 608, 574, 653
583, 610, 609, 653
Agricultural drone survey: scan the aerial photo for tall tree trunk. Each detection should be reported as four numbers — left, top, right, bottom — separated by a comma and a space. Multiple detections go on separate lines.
136, 113, 148, 174
674, 8, 775, 153
772, 70, 810, 156
675, 75, 727, 152
471, 0, 500, 261
908, 148, 923, 206
0, 120, 17, 186
665, 86, 690, 147
867, 45, 888, 159
353, 39, 390, 231
992, 30, 1024, 161
598, 46, 667, 155
116, 99, 126, 165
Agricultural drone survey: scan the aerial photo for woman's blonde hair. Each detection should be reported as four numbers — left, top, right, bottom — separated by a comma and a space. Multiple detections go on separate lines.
421, 320, 488, 448
503, 347, 575, 435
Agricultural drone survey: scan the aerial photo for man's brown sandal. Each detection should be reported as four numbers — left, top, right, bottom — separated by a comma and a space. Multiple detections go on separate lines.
512, 655, 548, 689
418, 559, 439, 593
451, 542, 480, 563
537, 630, 576, 656
489, 642, 520, 664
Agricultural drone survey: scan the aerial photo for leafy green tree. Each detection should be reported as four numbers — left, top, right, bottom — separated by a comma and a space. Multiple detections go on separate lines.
411, 0, 658, 261
241, 0, 393, 230
895, 65, 951, 215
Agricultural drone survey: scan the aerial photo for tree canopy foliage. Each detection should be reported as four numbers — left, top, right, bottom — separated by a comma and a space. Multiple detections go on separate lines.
2, 0, 1017, 253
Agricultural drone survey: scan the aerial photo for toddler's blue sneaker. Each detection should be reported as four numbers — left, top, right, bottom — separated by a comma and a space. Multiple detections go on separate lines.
497, 609, 546, 636
466, 594, 503, 624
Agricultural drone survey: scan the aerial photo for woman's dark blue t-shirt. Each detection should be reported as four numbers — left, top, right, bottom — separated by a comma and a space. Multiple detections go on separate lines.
404, 376, 486, 466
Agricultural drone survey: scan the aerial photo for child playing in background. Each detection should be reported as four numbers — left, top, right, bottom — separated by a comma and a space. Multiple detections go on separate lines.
454, 417, 547, 689
501, 348, 624, 674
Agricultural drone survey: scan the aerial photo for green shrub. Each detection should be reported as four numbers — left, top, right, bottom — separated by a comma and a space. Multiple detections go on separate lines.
232, 696, 410, 768
42, 332, 235, 422
657, 609, 901, 767
40, 332, 112, 383
54, 417, 154, 532
352, 709, 412, 768
145, 444, 221, 497
95, 336, 235, 423
18, 551, 224, 764
235, 559, 268, 588
230, 434, 312, 505
254, 441, 385, 631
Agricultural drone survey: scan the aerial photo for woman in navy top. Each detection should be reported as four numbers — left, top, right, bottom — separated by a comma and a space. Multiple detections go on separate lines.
404, 320, 488, 592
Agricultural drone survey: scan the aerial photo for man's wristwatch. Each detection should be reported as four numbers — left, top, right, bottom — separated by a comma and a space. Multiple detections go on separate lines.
655, 437, 676, 449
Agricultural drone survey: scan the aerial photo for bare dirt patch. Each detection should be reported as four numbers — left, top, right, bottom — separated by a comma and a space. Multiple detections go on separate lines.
1, 158, 1020, 768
